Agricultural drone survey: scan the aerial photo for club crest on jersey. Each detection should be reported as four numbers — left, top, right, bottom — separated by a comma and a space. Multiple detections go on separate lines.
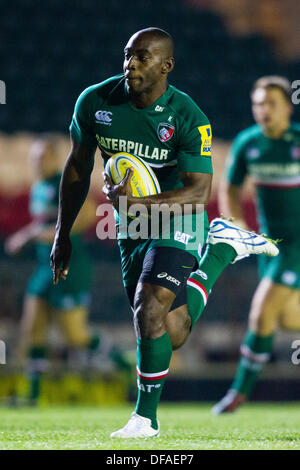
157, 123, 175, 143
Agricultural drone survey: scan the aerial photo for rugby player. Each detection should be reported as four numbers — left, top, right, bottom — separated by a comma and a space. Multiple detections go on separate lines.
50, 28, 278, 437
213, 76, 300, 414
5, 137, 130, 404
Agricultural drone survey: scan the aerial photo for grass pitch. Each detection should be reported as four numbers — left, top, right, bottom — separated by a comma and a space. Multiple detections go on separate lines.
0, 403, 299, 450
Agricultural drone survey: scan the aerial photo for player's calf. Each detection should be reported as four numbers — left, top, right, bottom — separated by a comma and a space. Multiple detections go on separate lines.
126, 283, 176, 434
165, 305, 191, 350
212, 330, 273, 415
133, 282, 175, 339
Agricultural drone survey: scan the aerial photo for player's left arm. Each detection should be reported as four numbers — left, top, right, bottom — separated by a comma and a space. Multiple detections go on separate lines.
129, 171, 212, 208
103, 169, 212, 213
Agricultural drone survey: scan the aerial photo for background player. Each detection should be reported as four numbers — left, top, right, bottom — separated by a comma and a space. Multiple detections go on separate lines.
213, 76, 300, 414
50, 28, 278, 437
5, 136, 131, 404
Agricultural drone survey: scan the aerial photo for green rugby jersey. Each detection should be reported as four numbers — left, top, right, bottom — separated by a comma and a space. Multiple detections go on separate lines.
225, 123, 300, 241
70, 75, 212, 249
70, 74, 212, 191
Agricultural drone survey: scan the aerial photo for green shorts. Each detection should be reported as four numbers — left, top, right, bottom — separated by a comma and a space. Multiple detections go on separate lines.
26, 245, 92, 310
258, 241, 300, 289
118, 212, 210, 288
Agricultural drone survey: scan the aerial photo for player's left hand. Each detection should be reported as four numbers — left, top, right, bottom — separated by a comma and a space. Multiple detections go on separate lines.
102, 167, 133, 209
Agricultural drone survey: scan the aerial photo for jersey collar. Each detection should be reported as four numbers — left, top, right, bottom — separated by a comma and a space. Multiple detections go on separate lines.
124, 80, 172, 112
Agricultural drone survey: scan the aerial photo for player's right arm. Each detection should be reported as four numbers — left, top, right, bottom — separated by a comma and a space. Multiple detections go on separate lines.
51, 87, 97, 285
218, 133, 248, 229
219, 181, 246, 226
50, 137, 96, 284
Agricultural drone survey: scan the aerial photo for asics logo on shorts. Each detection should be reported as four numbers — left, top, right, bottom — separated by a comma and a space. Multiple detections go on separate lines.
95, 110, 113, 125
157, 272, 181, 286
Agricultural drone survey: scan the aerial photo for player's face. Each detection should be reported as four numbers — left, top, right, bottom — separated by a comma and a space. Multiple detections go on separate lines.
251, 88, 292, 132
29, 141, 59, 178
123, 34, 166, 95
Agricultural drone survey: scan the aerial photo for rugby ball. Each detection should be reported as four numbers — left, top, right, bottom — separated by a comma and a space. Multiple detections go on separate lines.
105, 152, 161, 197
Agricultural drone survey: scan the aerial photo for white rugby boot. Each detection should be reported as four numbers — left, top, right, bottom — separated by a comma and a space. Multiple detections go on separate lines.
207, 217, 279, 263
110, 412, 160, 438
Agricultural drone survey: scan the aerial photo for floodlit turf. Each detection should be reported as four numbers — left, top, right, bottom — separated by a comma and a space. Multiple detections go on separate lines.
0, 403, 299, 450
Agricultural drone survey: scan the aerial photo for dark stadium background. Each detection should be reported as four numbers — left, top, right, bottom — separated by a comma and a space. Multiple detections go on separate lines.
0, 0, 300, 403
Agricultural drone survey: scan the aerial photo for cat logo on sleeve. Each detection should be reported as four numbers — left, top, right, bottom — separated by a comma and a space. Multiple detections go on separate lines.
198, 125, 212, 156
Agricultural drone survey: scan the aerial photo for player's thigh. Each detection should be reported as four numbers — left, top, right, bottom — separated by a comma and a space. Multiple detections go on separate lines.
118, 237, 152, 295
134, 246, 196, 338
55, 306, 90, 347
254, 245, 300, 333
278, 290, 300, 330
249, 279, 293, 335
22, 295, 51, 346
138, 246, 197, 302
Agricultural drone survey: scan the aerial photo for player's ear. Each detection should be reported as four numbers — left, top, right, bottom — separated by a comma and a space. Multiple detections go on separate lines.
162, 57, 175, 75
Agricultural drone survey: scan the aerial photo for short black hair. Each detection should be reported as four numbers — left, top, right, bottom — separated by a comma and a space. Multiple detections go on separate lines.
251, 76, 292, 102
134, 27, 174, 57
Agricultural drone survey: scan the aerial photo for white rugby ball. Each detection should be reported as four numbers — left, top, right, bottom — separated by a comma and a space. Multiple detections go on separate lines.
105, 152, 161, 197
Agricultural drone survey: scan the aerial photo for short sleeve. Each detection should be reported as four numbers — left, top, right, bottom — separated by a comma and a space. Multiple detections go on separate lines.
177, 104, 213, 174
29, 181, 59, 221
225, 135, 247, 186
69, 88, 97, 149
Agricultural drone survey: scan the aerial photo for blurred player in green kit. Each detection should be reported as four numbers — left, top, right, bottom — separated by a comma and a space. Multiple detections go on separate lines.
5, 136, 131, 404
213, 76, 300, 414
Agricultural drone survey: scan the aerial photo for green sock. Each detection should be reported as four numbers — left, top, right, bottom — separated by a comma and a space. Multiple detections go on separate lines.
88, 333, 131, 372
231, 330, 274, 397
135, 332, 173, 429
109, 347, 132, 373
28, 346, 48, 401
88, 334, 101, 351
187, 243, 236, 328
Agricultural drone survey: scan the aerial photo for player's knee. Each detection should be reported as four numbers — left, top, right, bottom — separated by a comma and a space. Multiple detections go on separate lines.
134, 300, 165, 339
277, 316, 296, 332
134, 283, 176, 338
31, 330, 48, 346
277, 317, 288, 331
65, 330, 89, 348
30, 339, 47, 349
63, 326, 90, 347
249, 303, 276, 335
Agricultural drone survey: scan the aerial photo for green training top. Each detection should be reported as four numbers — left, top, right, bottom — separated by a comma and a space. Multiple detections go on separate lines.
225, 123, 300, 241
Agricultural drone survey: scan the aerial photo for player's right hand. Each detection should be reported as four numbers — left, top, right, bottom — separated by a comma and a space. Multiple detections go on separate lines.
50, 233, 72, 285
4, 233, 26, 255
